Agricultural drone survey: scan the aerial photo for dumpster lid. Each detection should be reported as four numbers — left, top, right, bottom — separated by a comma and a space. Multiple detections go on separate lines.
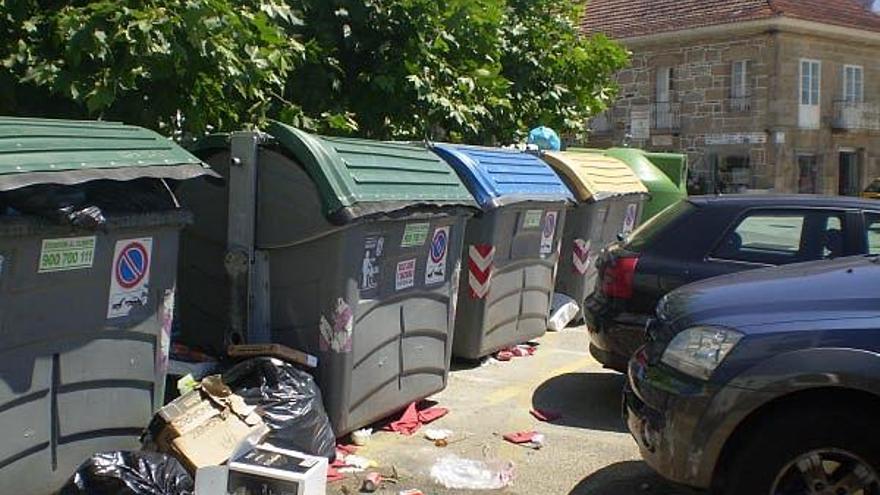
431, 144, 574, 210
264, 122, 477, 221
605, 148, 688, 195
0, 116, 215, 191
541, 150, 647, 202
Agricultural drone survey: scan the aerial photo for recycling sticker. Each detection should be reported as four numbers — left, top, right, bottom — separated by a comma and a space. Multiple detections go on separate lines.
107, 238, 153, 318
425, 226, 449, 285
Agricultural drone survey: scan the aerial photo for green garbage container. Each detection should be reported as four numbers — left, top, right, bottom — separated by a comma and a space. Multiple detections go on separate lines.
540, 150, 648, 316
175, 123, 477, 435
603, 148, 687, 221
0, 116, 212, 494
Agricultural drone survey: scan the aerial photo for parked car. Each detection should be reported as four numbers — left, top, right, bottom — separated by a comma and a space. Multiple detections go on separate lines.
584, 194, 880, 371
624, 255, 880, 495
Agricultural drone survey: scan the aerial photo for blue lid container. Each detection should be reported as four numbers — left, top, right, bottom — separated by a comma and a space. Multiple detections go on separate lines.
431, 144, 574, 210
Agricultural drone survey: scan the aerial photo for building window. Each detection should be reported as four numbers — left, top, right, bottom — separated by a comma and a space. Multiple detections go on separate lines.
656, 67, 673, 103
799, 59, 821, 128
730, 60, 750, 111
798, 154, 820, 193
843, 65, 864, 104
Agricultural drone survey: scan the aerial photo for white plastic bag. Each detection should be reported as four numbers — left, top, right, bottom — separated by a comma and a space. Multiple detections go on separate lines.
548, 293, 580, 331
430, 455, 514, 490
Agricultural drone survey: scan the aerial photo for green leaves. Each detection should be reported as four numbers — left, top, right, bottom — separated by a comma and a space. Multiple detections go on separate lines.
1, 0, 627, 144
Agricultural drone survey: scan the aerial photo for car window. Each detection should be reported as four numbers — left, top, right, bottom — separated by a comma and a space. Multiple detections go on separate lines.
865, 179, 880, 194
712, 210, 845, 265
865, 212, 880, 254
625, 200, 695, 250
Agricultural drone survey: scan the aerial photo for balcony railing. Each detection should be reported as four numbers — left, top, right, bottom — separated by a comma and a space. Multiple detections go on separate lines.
728, 95, 752, 113
652, 101, 680, 130
833, 100, 880, 130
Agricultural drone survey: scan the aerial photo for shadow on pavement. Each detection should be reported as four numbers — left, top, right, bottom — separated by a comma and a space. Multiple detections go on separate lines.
532, 371, 628, 433
568, 461, 706, 495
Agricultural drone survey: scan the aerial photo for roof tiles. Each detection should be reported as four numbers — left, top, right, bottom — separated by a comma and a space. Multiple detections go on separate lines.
580, 0, 880, 39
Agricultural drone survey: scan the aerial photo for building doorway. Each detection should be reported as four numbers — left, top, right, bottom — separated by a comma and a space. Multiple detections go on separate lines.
798, 154, 820, 194
839, 151, 860, 196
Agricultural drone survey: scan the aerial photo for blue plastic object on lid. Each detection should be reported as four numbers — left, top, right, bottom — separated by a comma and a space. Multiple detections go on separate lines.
527, 126, 561, 151
431, 144, 574, 210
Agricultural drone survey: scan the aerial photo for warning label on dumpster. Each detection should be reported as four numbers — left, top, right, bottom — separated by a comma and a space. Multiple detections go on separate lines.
395, 258, 416, 291
425, 227, 449, 285
38, 236, 96, 273
540, 211, 558, 255
401, 222, 430, 247
107, 237, 152, 318
361, 235, 384, 294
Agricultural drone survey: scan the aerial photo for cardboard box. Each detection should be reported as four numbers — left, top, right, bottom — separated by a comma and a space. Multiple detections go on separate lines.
152, 375, 264, 472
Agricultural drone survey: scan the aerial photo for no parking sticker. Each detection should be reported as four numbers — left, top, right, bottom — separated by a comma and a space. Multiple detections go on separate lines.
425, 226, 449, 285
107, 238, 153, 318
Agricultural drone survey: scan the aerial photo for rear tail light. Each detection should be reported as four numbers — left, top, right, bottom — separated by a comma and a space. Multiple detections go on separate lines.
601, 256, 639, 299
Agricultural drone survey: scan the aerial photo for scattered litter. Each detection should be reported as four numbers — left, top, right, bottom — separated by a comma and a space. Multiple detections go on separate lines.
352, 428, 373, 446
503, 430, 545, 449
430, 455, 515, 490
338, 454, 376, 473
384, 401, 449, 435
548, 293, 580, 331
61, 451, 193, 495
493, 343, 536, 361
530, 408, 563, 422
399, 490, 425, 495
223, 441, 328, 495
176, 373, 199, 396
424, 428, 453, 441
223, 357, 336, 459
361, 472, 382, 492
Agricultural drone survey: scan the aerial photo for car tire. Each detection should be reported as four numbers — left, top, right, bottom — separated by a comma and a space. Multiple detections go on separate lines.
714, 405, 880, 495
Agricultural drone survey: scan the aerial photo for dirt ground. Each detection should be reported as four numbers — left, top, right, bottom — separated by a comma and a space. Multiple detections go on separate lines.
329, 326, 705, 495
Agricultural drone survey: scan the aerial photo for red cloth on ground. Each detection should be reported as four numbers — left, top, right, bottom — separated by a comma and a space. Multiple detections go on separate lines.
530, 408, 562, 422
327, 444, 359, 482
503, 430, 538, 444
384, 402, 449, 435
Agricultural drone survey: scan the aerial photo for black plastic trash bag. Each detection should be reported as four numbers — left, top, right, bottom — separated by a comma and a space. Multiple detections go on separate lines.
224, 357, 336, 459
60, 451, 193, 495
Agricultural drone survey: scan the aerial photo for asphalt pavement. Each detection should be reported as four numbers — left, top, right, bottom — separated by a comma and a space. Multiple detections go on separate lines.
329, 326, 705, 495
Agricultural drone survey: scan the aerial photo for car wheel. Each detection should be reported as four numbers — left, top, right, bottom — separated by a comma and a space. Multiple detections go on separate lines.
715, 407, 880, 495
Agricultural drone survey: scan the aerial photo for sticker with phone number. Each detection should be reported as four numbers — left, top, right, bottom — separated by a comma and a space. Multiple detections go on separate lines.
38, 236, 96, 273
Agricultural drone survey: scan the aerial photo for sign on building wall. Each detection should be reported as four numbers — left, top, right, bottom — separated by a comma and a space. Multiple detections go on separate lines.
705, 133, 767, 145
630, 107, 650, 140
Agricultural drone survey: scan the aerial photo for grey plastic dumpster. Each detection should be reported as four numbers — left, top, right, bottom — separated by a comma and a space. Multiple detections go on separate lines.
540, 150, 648, 317
175, 123, 477, 435
0, 116, 212, 494
430, 145, 574, 359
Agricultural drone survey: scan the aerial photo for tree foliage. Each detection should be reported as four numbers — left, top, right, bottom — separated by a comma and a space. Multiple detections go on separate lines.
0, 0, 628, 144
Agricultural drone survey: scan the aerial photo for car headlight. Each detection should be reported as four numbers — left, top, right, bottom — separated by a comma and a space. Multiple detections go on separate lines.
661, 326, 743, 380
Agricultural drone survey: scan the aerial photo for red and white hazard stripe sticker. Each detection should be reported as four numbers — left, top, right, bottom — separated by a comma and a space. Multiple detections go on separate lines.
468, 244, 495, 299
572, 239, 591, 275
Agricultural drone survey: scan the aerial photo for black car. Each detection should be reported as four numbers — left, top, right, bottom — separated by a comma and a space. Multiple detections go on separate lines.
625, 255, 880, 495
585, 194, 880, 371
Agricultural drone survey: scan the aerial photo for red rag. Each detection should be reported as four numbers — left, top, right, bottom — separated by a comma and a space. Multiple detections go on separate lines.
503, 430, 537, 444
495, 350, 513, 361
385, 402, 450, 435
530, 408, 562, 422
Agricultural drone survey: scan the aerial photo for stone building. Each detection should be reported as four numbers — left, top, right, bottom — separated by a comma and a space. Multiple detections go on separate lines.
582, 0, 880, 195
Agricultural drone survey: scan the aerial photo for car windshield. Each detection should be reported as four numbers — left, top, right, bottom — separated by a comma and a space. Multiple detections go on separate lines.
626, 200, 695, 250
865, 179, 880, 193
